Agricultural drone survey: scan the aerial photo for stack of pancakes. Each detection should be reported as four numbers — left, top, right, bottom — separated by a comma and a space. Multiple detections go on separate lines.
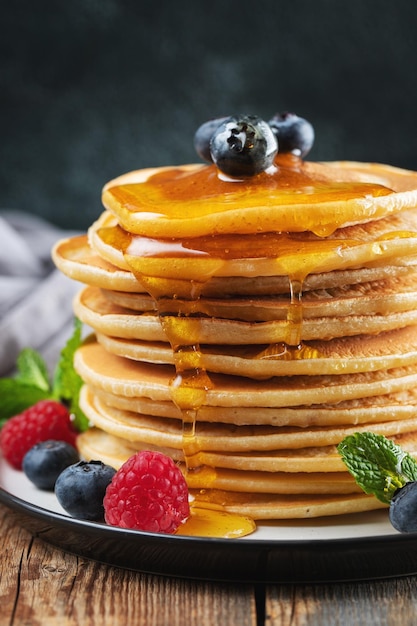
53, 154, 417, 519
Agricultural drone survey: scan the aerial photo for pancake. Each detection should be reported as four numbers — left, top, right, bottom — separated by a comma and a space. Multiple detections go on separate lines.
101, 161, 417, 237
79, 385, 417, 454
95, 325, 417, 377
89, 208, 417, 281
52, 233, 417, 296
78, 421, 417, 475
53, 148, 417, 523
74, 285, 417, 344
76, 428, 387, 519
74, 341, 417, 410
75, 427, 365, 495
90, 385, 417, 427
51, 234, 144, 293
100, 269, 417, 322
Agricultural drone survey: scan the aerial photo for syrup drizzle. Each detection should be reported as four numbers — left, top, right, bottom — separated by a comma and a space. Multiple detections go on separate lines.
287, 277, 304, 347
122, 228, 320, 537
121, 260, 256, 537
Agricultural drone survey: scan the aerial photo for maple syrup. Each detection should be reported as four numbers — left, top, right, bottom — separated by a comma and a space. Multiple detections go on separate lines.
177, 503, 256, 538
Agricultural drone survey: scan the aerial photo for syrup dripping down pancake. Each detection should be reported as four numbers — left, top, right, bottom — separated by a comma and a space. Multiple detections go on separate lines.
52, 234, 417, 297
78, 384, 417, 455
94, 325, 417, 377
74, 285, 417, 344
89, 384, 417, 427
74, 341, 417, 412
88, 208, 417, 282
99, 269, 417, 322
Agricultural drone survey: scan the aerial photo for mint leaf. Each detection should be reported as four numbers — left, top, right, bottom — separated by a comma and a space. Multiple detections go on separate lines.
0, 379, 50, 426
52, 317, 82, 400
338, 432, 417, 504
0, 318, 89, 433
52, 318, 89, 432
15, 348, 51, 392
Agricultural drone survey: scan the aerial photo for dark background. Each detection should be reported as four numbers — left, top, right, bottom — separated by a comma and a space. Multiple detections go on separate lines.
2, 0, 417, 230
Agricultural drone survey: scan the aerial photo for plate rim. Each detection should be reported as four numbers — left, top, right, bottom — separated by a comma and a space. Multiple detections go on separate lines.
3, 482, 417, 583
0, 482, 408, 548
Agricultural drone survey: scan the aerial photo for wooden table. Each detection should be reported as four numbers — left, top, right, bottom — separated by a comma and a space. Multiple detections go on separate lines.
2, 502, 417, 625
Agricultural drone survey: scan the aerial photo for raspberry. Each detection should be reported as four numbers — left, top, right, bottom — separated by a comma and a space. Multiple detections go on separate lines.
103, 451, 190, 534
0, 400, 77, 469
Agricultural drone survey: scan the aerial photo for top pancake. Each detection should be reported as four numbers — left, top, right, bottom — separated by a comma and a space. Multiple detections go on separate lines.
52, 233, 417, 297
101, 158, 417, 238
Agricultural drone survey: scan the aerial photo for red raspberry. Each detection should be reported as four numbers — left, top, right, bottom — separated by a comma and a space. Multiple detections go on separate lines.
103, 451, 190, 534
0, 400, 77, 469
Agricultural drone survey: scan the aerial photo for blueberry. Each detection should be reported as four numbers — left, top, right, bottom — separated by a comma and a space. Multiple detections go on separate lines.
389, 481, 417, 533
22, 440, 79, 490
194, 117, 229, 162
268, 112, 314, 158
210, 114, 278, 177
55, 460, 116, 521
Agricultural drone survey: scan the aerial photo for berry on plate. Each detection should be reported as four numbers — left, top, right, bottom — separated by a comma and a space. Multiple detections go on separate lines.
103, 450, 190, 534
0, 400, 77, 469
55, 460, 116, 521
23, 440, 80, 490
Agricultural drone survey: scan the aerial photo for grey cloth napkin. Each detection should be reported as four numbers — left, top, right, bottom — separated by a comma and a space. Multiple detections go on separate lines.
0, 210, 82, 376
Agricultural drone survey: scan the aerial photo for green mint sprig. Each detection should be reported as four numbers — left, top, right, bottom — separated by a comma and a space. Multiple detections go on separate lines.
0, 318, 89, 432
15, 347, 51, 390
337, 432, 417, 504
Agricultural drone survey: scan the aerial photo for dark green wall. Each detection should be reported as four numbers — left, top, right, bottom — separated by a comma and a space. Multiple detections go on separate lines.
2, 0, 417, 229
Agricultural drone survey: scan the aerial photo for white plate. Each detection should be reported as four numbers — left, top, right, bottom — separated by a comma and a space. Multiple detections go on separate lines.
2, 453, 417, 582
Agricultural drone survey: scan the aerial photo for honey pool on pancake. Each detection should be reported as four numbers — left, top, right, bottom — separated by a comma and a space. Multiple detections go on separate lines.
103, 155, 404, 538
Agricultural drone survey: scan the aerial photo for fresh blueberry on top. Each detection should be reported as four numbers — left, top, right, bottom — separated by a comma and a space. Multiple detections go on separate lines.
210, 114, 278, 177
55, 460, 116, 521
22, 440, 80, 490
389, 481, 417, 533
194, 117, 229, 162
268, 112, 314, 158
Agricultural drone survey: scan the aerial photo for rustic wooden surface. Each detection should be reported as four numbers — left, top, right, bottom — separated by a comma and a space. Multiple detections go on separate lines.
2, 501, 417, 626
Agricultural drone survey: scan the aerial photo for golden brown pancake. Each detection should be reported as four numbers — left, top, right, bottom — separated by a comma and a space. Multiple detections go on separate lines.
52, 233, 417, 296
89, 384, 417, 427
79, 384, 417, 455
76, 428, 387, 519
51, 234, 143, 292
95, 325, 417, 377
101, 161, 417, 237
74, 341, 417, 414
53, 155, 417, 522
100, 269, 417, 322
74, 285, 417, 344
89, 208, 417, 282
